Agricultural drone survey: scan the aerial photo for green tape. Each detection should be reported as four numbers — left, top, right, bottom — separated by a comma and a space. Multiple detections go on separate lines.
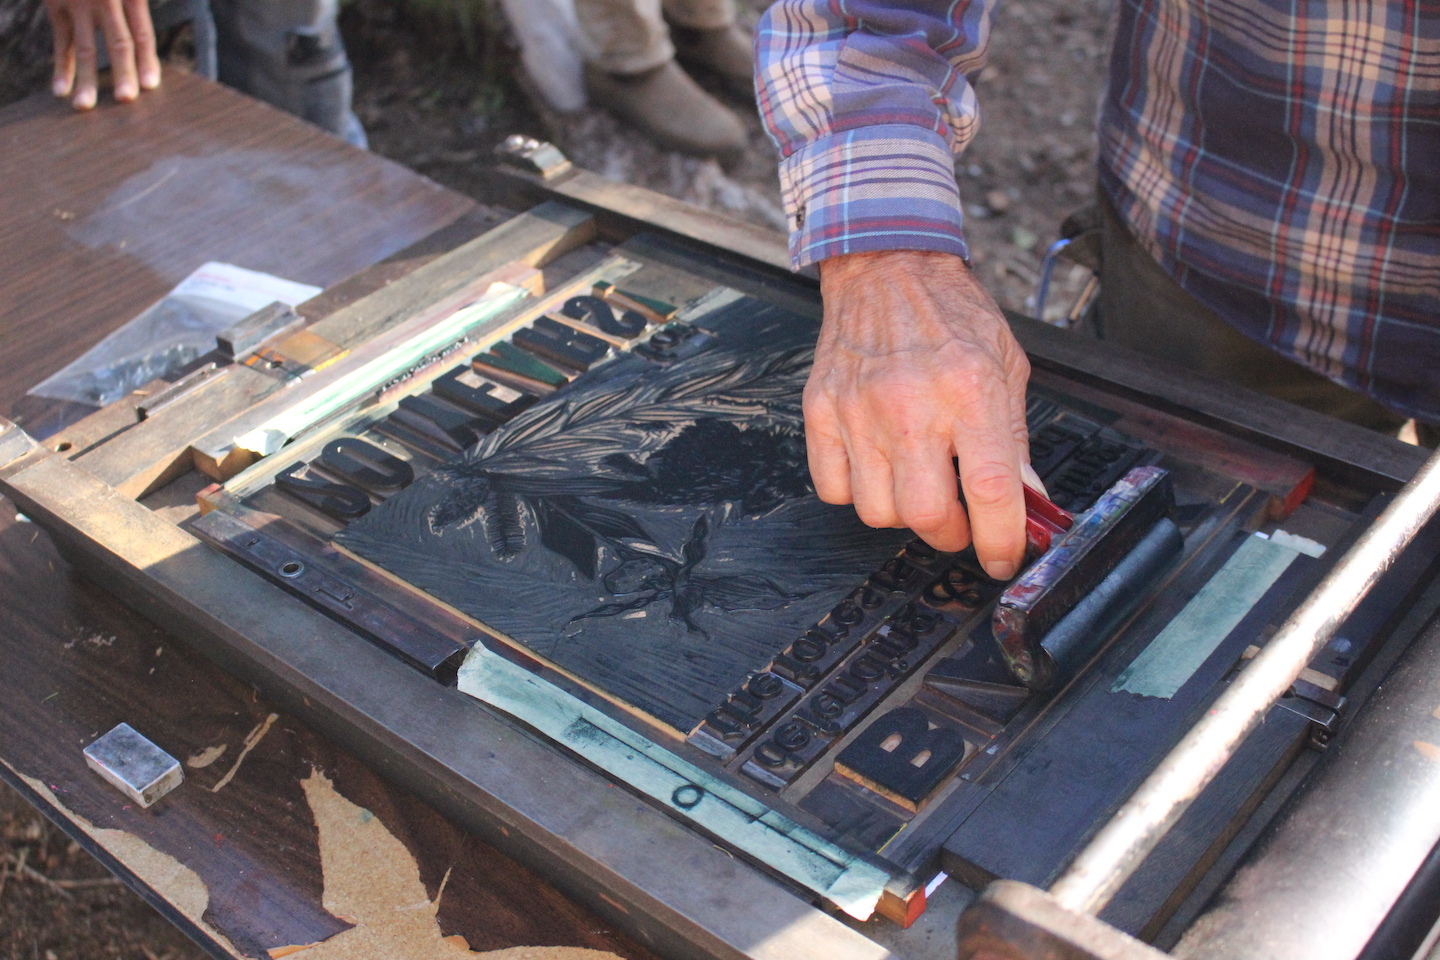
1112, 535, 1300, 699
457, 646, 891, 919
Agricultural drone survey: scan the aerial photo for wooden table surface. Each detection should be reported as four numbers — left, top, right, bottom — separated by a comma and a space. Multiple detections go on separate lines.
0, 72, 658, 960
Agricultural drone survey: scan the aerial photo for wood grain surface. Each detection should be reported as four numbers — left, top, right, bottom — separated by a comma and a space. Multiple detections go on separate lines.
0, 72, 657, 960
0, 498, 657, 960
0, 69, 474, 415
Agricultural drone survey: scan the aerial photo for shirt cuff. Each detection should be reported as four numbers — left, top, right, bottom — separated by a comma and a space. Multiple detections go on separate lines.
778, 124, 969, 270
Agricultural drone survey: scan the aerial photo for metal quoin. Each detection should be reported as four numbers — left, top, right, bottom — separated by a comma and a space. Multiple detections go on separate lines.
1048, 443, 1440, 916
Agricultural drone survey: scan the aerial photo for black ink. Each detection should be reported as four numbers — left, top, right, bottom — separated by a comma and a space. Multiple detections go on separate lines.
337, 300, 912, 731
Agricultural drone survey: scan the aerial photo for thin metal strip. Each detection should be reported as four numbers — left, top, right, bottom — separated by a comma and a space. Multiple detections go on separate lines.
457, 644, 894, 920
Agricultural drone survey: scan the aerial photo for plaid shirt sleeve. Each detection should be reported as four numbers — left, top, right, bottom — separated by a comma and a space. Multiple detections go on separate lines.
755, 0, 997, 270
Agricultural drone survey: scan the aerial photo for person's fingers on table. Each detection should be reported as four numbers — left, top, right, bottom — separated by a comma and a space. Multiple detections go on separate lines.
98, 0, 139, 101
892, 440, 971, 552
70, 2, 99, 109
123, 0, 160, 90
954, 418, 1027, 581
47, 1, 76, 97
802, 381, 854, 506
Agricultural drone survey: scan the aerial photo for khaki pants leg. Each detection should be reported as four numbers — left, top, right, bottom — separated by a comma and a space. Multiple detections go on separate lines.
1094, 194, 1409, 435
574, 0, 673, 74
575, 0, 736, 74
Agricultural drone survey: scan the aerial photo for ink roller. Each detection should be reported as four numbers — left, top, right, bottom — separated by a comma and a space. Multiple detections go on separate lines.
997, 465, 1182, 690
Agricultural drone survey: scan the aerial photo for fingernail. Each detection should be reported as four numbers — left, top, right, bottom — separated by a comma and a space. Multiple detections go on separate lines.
52, 77, 68, 96
1021, 463, 1048, 498
73, 89, 96, 109
140, 69, 160, 89
116, 81, 137, 101
984, 559, 1017, 581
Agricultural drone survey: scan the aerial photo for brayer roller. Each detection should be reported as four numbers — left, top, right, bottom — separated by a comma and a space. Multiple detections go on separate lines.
997, 465, 1179, 690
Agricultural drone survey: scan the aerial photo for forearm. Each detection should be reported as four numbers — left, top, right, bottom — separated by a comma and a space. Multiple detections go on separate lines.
755, 0, 998, 268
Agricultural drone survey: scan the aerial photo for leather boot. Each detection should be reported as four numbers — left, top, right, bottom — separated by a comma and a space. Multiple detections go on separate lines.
585, 60, 747, 160
670, 24, 755, 100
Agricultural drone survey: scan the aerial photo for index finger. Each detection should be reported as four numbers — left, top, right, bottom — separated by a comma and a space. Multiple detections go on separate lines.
954, 418, 1026, 581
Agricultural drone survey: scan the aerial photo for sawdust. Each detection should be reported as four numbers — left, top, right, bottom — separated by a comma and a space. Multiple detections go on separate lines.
210, 712, 278, 792
186, 744, 228, 769
282, 769, 621, 960
14, 767, 240, 956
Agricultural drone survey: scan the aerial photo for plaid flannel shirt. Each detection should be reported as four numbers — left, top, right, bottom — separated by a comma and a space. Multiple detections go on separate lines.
757, 0, 1440, 423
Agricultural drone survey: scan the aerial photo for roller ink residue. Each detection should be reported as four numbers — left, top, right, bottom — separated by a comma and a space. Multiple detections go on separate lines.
337, 299, 912, 731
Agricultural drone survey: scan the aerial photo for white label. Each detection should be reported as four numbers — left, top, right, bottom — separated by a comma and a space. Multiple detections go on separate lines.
172, 262, 321, 312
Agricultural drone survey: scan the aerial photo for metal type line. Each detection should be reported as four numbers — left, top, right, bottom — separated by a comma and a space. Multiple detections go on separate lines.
1049, 443, 1440, 915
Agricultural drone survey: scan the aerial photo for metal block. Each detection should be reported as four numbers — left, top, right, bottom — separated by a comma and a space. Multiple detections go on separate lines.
83, 723, 183, 807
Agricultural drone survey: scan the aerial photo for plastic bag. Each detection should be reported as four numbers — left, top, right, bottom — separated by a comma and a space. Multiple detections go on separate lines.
27, 262, 321, 408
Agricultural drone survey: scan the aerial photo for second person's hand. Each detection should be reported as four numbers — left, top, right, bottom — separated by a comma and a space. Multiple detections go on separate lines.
807, 249, 1034, 580
46, 0, 160, 110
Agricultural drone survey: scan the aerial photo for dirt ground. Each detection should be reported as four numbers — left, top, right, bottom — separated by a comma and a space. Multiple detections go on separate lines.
0, 0, 1109, 955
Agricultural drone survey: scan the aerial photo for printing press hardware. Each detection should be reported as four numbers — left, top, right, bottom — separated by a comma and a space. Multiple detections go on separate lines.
5, 146, 1440, 960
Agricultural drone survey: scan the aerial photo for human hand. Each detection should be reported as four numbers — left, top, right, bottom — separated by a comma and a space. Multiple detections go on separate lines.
807, 249, 1034, 579
46, 0, 160, 110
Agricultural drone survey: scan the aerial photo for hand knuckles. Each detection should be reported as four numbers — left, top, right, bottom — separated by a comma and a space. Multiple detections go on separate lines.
899, 504, 951, 533
962, 467, 1017, 508
854, 503, 900, 529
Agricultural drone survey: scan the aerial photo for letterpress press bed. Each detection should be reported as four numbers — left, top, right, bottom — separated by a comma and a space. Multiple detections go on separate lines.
5, 67, 1440, 960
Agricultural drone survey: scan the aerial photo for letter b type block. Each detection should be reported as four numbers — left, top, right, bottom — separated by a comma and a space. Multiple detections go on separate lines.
835, 707, 968, 811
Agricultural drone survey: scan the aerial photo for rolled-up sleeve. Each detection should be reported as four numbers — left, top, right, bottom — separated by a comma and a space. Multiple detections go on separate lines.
756, 0, 996, 269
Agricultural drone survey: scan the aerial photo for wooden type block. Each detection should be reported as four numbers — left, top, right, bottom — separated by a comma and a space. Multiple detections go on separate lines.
432, 366, 537, 422
512, 315, 611, 372
559, 294, 650, 340
769, 560, 932, 690
590, 282, 677, 326
216, 302, 305, 360
632, 324, 716, 365
798, 775, 911, 851
739, 605, 960, 791
472, 341, 571, 392
317, 437, 415, 493
369, 415, 466, 463
835, 706, 971, 812
394, 394, 491, 450
1028, 413, 1103, 481
924, 652, 1033, 727
275, 461, 372, 521
687, 671, 803, 760
1043, 428, 1151, 513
